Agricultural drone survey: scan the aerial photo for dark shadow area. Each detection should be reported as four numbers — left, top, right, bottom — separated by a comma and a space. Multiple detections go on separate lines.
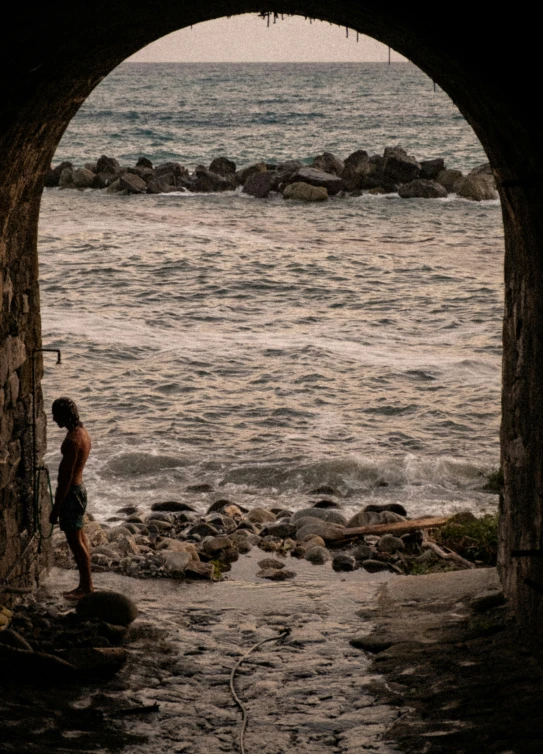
0, 684, 147, 753
361, 570, 543, 753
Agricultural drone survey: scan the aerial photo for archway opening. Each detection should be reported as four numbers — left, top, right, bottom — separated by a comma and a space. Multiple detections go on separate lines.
38, 14, 503, 536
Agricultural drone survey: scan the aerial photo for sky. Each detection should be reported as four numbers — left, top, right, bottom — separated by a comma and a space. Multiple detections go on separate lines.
129, 14, 407, 63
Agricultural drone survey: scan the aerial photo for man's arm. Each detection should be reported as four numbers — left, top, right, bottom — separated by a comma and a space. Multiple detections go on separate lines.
49, 437, 78, 525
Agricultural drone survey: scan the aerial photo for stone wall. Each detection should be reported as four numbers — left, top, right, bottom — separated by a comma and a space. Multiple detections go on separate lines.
1, 215, 51, 602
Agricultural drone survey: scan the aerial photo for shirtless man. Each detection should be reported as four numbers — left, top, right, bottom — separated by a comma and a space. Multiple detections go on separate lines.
49, 397, 94, 600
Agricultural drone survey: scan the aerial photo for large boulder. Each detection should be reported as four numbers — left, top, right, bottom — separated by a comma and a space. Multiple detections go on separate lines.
96, 155, 121, 175
243, 171, 276, 198
157, 538, 199, 557
93, 172, 119, 189
160, 550, 192, 576
276, 159, 303, 177
108, 526, 135, 542
152, 500, 196, 512
420, 158, 445, 180
147, 176, 179, 194
154, 162, 188, 180
283, 182, 328, 202
343, 149, 369, 170
342, 153, 388, 191
365, 503, 407, 516
295, 520, 345, 543
76, 591, 138, 626
262, 520, 297, 538
311, 152, 344, 176
209, 156, 236, 176
292, 508, 347, 526
377, 534, 405, 553
287, 167, 343, 195
247, 508, 277, 524
136, 156, 153, 169
332, 554, 357, 571
398, 179, 448, 198
45, 161, 74, 187
86, 521, 108, 547
346, 510, 382, 528
456, 168, 498, 201
184, 562, 215, 580
202, 534, 233, 555
116, 535, 140, 556
436, 168, 464, 192
470, 162, 493, 176
59, 168, 74, 188
305, 545, 331, 564
106, 179, 123, 193
191, 168, 236, 192
384, 151, 421, 183
237, 162, 267, 184
119, 173, 147, 194
341, 150, 371, 191
126, 165, 154, 182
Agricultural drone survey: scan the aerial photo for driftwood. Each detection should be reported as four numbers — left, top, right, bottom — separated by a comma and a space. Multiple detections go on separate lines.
421, 531, 476, 569
339, 516, 451, 542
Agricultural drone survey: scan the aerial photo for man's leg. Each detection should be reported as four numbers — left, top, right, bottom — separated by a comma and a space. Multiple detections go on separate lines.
64, 528, 94, 598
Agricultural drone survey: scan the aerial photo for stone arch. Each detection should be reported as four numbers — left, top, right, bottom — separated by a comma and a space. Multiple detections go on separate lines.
1, 4, 541, 633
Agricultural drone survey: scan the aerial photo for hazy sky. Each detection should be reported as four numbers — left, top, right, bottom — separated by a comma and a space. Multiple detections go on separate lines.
129, 14, 407, 63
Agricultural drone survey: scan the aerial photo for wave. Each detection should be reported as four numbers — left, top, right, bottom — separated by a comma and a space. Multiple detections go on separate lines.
96, 449, 491, 495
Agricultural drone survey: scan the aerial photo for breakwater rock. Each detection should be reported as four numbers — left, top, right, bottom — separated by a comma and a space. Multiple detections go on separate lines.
46, 147, 498, 202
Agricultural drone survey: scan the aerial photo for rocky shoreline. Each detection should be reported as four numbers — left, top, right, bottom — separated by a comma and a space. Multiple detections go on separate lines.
46, 147, 499, 202
52, 495, 494, 584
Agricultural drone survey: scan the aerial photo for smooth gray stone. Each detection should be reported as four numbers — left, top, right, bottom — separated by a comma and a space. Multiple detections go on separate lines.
304, 546, 331, 565
292, 508, 347, 526
296, 521, 346, 543
378, 534, 406, 553
332, 554, 357, 571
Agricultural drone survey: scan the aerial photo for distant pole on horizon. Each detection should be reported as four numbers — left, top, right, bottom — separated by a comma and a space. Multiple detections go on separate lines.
388, 46, 391, 64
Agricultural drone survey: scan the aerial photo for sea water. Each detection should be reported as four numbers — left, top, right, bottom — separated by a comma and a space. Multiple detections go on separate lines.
38, 62, 504, 521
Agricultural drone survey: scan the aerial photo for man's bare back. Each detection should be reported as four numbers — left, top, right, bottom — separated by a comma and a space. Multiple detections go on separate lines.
58, 425, 91, 492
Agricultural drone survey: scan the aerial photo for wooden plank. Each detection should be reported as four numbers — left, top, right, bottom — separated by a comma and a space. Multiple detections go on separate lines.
338, 516, 451, 541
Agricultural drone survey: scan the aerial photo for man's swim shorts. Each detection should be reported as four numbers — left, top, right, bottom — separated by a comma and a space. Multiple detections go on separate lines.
59, 484, 88, 533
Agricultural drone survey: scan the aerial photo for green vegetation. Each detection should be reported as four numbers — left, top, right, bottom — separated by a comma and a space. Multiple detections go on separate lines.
210, 559, 230, 579
435, 513, 499, 566
409, 560, 456, 576
482, 467, 503, 493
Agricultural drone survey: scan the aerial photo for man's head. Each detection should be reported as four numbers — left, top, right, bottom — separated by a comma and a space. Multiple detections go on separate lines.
52, 397, 82, 430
